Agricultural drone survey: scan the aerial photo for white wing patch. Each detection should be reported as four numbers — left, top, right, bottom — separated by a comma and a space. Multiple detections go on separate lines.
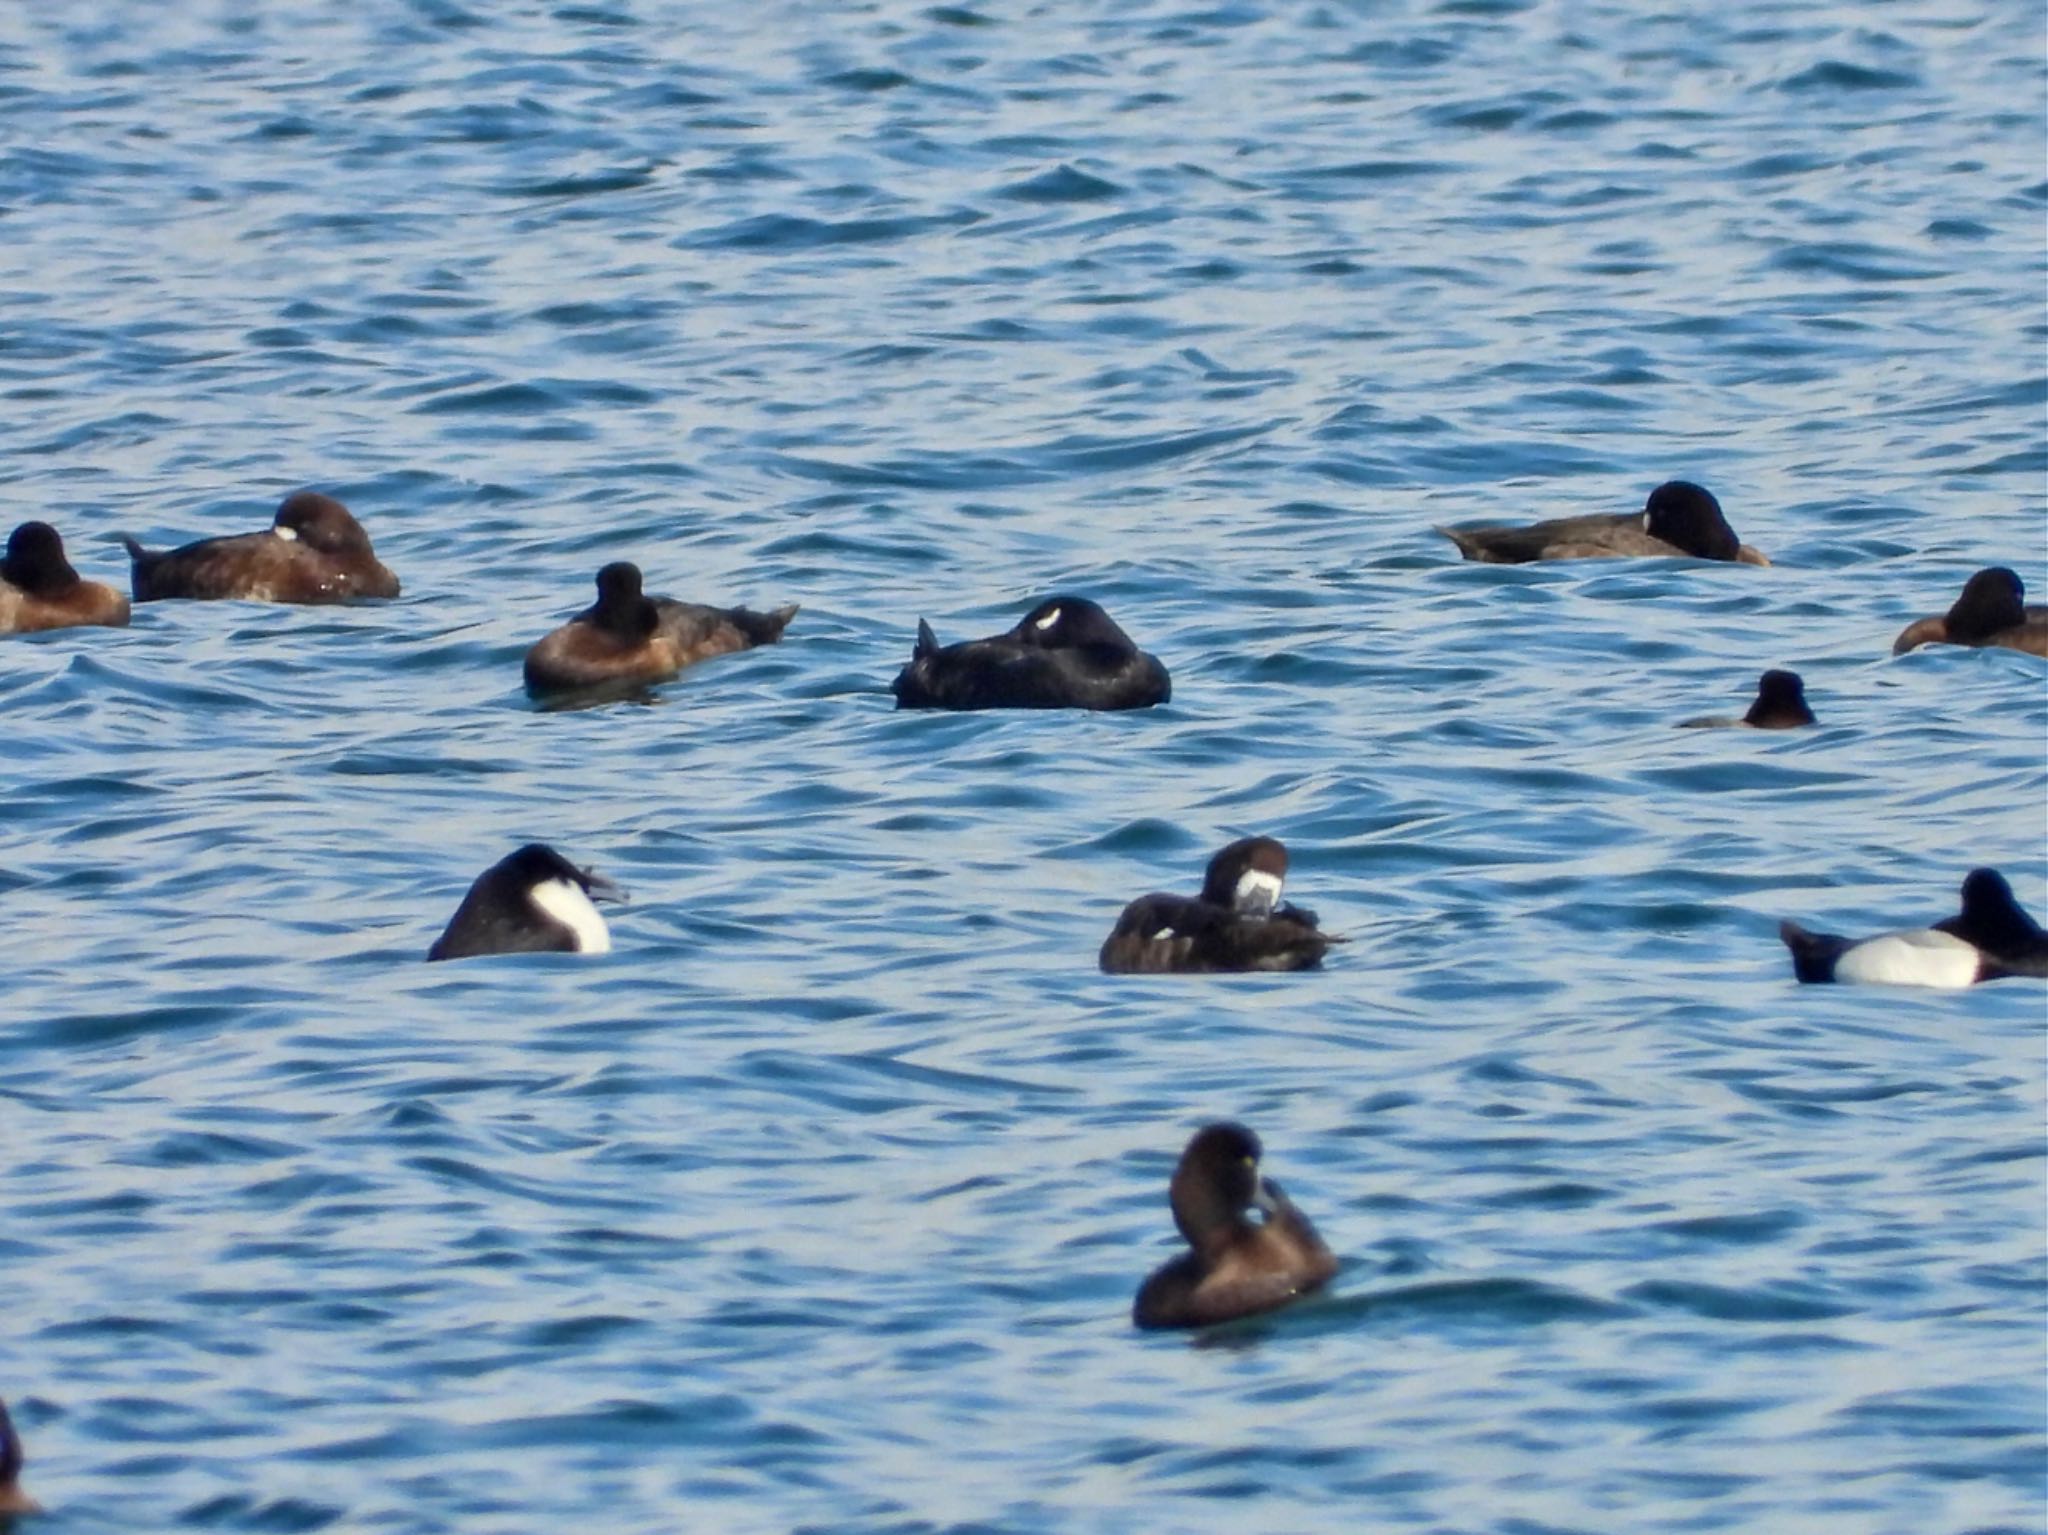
273, 525, 300, 542
1833, 928, 1979, 988
1233, 869, 1283, 918
1151, 926, 1177, 942
1034, 607, 1061, 630
529, 876, 613, 954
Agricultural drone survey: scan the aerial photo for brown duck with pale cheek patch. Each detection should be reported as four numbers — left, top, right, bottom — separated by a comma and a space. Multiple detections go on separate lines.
1891, 567, 2047, 658
0, 521, 130, 635
523, 561, 798, 697
123, 491, 400, 603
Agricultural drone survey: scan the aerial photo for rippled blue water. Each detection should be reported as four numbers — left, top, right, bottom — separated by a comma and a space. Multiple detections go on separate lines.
2, 3, 2044, 1532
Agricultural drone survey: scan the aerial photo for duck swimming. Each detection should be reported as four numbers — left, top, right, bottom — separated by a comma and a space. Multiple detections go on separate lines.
1437, 481, 1769, 565
1891, 567, 2047, 658
891, 595, 1169, 711
0, 1399, 38, 1517
1100, 836, 1336, 974
0, 521, 129, 635
1778, 868, 2048, 987
1133, 1122, 1339, 1330
1679, 669, 1816, 729
427, 844, 626, 962
523, 561, 798, 698
123, 490, 400, 603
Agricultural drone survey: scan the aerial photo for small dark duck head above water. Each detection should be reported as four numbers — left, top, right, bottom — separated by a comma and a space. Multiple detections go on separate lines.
1680, 668, 1816, 730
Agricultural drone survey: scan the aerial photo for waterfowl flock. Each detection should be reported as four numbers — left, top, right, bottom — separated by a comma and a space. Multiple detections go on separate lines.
1, 466, 2040, 1465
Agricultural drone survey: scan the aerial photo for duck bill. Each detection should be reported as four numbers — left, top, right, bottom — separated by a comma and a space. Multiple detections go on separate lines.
580, 869, 629, 905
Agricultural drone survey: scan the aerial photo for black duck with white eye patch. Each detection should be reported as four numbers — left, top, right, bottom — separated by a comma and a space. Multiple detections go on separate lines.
1436, 480, 1769, 565
890, 593, 1170, 711
1679, 669, 1815, 730
426, 844, 627, 962
1133, 1122, 1340, 1330
1100, 836, 1336, 974
1778, 867, 2048, 987
1891, 566, 2047, 657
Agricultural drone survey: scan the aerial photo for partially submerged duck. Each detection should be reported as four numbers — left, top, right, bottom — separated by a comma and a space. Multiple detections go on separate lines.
1778, 868, 2048, 987
123, 491, 400, 603
1133, 1122, 1339, 1330
427, 844, 626, 962
0, 521, 129, 635
1437, 481, 1769, 565
891, 595, 1169, 711
1891, 567, 2047, 658
523, 561, 797, 698
0, 1399, 38, 1518
1100, 836, 1336, 974
1679, 669, 1816, 729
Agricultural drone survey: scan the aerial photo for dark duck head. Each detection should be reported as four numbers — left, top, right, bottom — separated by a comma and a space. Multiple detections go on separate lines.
587, 561, 661, 641
1643, 481, 1741, 561
1198, 836, 1290, 916
1743, 669, 1815, 728
2, 521, 77, 595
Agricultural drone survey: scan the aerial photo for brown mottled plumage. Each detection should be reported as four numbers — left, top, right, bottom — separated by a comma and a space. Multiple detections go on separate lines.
123, 491, 400, 604
1100, 837, 1336, 974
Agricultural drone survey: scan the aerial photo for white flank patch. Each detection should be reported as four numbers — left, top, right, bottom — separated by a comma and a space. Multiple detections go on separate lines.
530, 876, 612, 954
273, 525, 299, 542
1151, 926, 1177, 942
1234, 869, 1283, 917
1034, 607, 1061, 630
1834, 928, 1978, 988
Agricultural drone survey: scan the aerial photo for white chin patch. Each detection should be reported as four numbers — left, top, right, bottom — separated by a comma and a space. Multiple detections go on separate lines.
273, 524, 299, 542
1834, 928, 1978, 988
1034, 607, 1061, 630
529, 876, 612, 954
1233, 869, 1283, 918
